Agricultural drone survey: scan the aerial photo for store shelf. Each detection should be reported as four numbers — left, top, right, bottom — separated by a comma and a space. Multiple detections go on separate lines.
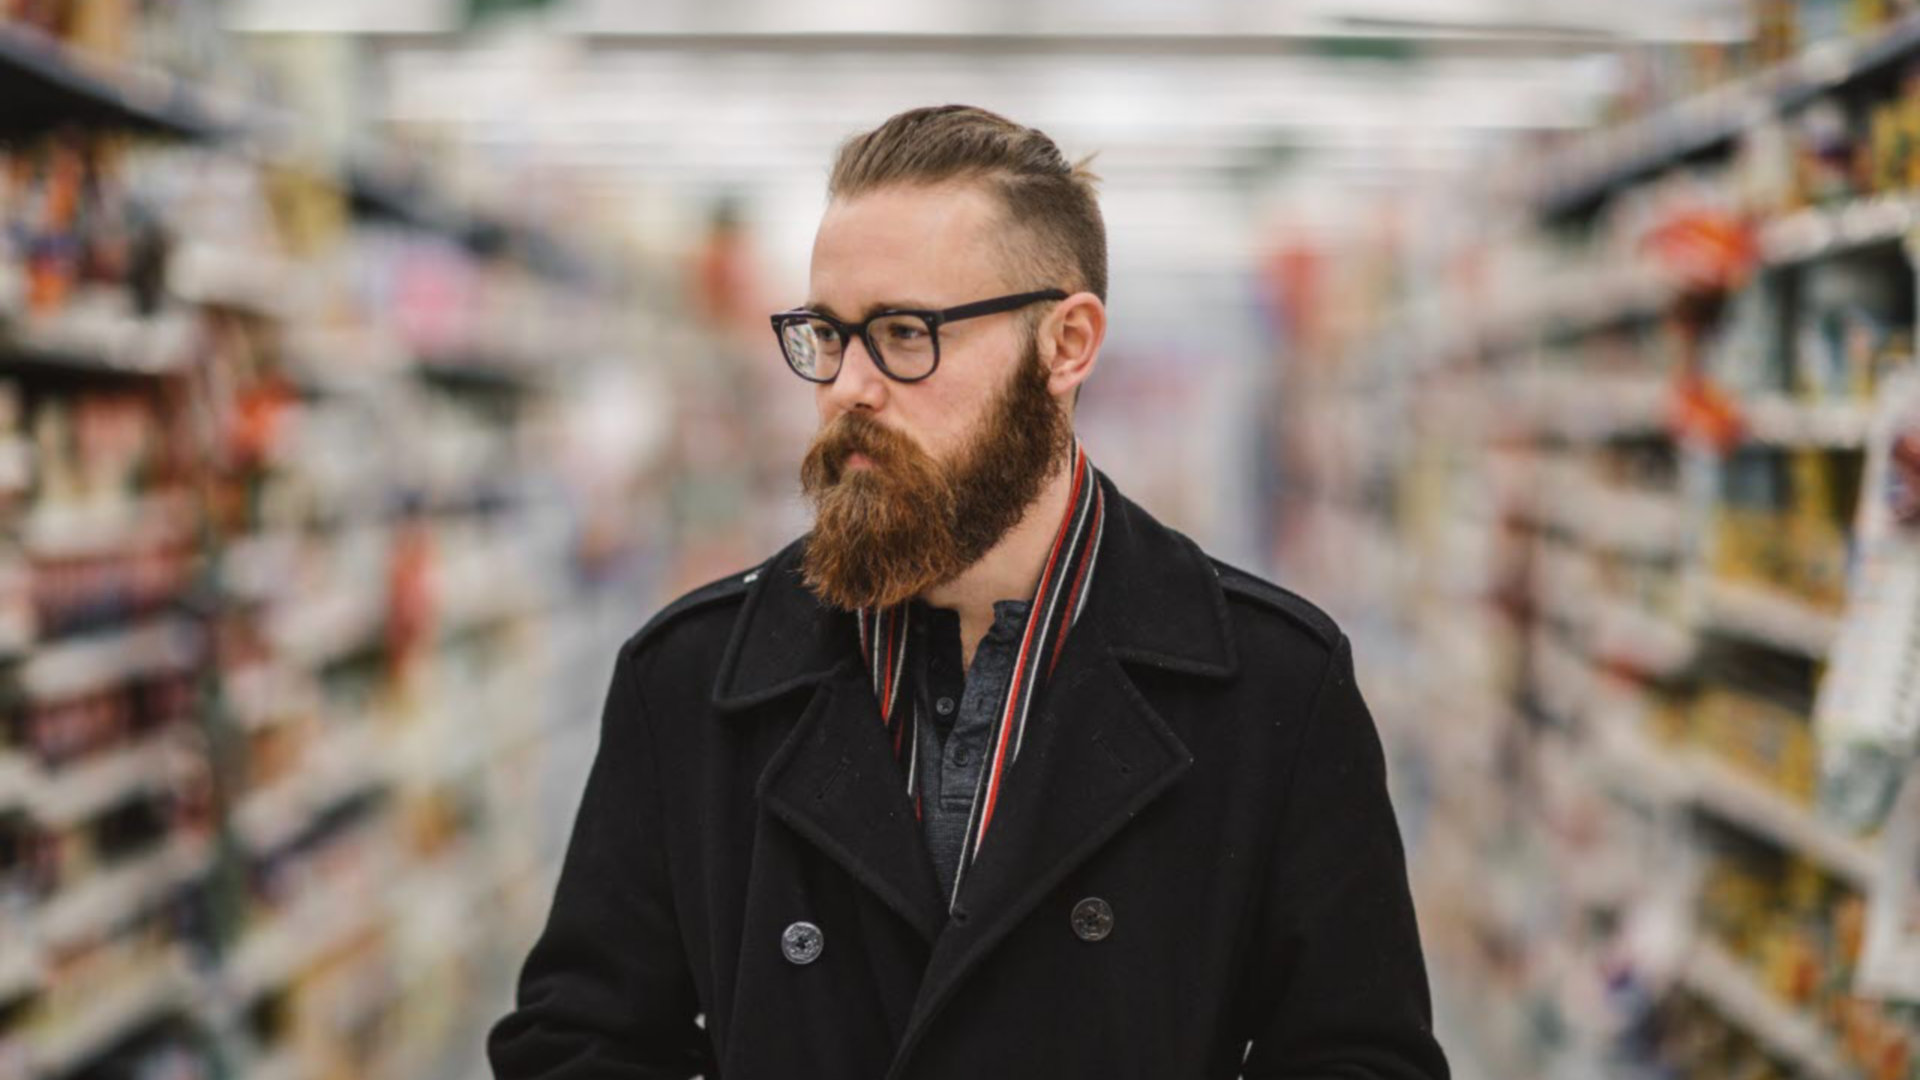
19, 615, 205, 705
0, 752, 33, 814
0, 307, 199, 383
1589, 596, 1696, 677
19, 729, 196, 828
1593, 717, 1878, 888
1739, 394, 1877, 448
1698, 577, 1842, 659
0, 11, 692, 1076
1778, 11, 1920, 110
1760, 193, 1920, 266
413, 353, 548, 396
1564, 483, 1691, 559
0, 939, 39, 1004
35, 832, 214, 946
1535, 12, 1920, 222
220, 661, 321, 733
345, 162, 590, 282
1586, 720, 1692, 807
1534, 79, 1756, 222
167, 241, 305, 318
20, 491, 198, 559
27, 957, 195, 1076
0, 22, 228, 139
1523, 371, 1672, 441
345, 161, 479, 243
1679, 939, 1859, 1080
1686, 752, 1880, 889
224, 871, 389, 1004
231, 723, 385, 854
265, 588, 387, 669
1278, 3, 1920, 1076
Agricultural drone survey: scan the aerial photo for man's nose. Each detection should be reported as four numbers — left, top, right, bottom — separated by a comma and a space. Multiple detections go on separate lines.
825, 333, 889, 411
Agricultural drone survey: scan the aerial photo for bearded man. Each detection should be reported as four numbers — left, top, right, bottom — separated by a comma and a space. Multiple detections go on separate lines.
488, 104, 1449, 1080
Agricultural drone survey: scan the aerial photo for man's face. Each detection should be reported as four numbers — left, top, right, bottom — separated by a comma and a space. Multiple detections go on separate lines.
807, 181, 1036, 462
798, 181, 1072, 611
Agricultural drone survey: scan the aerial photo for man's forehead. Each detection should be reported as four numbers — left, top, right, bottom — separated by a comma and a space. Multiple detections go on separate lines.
809, 183, 1010, 305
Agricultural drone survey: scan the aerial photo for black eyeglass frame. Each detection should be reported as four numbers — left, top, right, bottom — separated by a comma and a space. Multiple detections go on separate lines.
771, 288, 1069, 384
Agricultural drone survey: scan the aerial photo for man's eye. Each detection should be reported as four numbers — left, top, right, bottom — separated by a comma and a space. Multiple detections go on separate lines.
886, 324, 927, 341
816, 325, 842, 343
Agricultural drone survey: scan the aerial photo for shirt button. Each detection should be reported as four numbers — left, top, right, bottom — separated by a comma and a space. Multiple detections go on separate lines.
935, 696, 955, 716
781, 920, 824, 965
1070, 897, 1113, 942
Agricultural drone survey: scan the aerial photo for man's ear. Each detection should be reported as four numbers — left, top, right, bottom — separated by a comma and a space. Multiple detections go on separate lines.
1043, 292, 1104, 399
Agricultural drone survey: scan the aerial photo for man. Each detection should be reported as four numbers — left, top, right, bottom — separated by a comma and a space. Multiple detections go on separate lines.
487, 104, 1449, 1080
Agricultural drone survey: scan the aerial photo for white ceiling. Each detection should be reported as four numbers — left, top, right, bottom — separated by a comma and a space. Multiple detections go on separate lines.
225, 0, 1748, 277
228, 0, 1744, 40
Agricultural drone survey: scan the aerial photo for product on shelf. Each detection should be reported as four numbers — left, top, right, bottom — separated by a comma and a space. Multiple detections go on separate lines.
1265, 7, 1920, 1074
0, 11, 684, 1074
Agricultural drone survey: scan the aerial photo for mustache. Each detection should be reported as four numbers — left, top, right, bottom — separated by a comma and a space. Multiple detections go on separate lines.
809, 414, 922, 477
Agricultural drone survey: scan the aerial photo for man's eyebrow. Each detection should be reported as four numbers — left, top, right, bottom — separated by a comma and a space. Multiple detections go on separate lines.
803, 298, 939, 319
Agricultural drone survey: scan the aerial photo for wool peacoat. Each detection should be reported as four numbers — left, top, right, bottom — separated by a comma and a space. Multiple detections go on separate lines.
486, 470, 1450, 1079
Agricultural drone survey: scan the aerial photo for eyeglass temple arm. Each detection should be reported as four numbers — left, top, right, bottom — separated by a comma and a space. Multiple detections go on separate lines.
935, 289, 1069, 324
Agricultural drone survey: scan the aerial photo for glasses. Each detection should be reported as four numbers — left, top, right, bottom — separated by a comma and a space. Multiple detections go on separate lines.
771, 289, 1067, 384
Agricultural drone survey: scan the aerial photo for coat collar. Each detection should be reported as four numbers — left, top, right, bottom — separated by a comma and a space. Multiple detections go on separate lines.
710, 468, 1238, 713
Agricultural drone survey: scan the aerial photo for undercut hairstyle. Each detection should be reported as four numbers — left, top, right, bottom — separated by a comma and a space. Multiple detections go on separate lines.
828, 105, 1108, 304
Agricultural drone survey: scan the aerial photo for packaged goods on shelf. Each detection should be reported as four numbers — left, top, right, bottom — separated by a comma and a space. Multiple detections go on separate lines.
1264, 8, 1920, 1076
1814, 367, 1920, 834
0, 7, 694, 1073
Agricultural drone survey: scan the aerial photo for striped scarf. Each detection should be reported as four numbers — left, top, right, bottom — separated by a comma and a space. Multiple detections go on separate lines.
855, 440, 1107, 911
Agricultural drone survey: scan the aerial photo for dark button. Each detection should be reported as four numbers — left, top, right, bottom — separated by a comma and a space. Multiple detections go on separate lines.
952, 745, 970, 766
935, 696, 955, 716
1070, 897, 1113, 942
781, 920, 824, 964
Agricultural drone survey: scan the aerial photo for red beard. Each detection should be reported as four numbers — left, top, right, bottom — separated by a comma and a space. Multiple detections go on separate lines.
799, 339, 1072, 611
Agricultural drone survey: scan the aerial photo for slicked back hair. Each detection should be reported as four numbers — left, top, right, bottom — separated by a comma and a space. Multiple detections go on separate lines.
828, 105, 1107, 306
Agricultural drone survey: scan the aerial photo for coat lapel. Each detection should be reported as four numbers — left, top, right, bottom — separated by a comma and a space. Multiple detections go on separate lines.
755, 663, 950, 944
712, 473, 1243, 1071
715, 542, 948, 944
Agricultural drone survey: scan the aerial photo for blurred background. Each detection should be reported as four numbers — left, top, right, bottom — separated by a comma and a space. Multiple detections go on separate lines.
2, 0, 1920, 1078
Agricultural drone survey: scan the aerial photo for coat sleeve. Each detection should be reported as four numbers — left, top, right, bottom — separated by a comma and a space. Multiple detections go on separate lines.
1240, 632, 1450, 1080
487, 641, 715, 1079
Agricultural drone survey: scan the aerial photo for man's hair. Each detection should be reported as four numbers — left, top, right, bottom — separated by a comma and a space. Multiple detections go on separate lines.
828, 105, 1107, 304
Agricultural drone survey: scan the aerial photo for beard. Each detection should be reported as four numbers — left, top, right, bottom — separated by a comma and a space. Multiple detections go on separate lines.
798, 335, 1074, 612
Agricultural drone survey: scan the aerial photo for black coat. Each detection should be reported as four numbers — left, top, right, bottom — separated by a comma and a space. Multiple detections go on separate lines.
487, 472, 1450, 1079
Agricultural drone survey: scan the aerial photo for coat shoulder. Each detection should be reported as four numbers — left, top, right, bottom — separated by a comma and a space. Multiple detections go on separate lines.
1205, 555, 1343, 654
622, 558, 768, 663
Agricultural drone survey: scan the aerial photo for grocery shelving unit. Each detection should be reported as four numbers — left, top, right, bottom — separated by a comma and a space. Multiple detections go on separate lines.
0, 12, 674, 1079
1270, 5, 1920, 1078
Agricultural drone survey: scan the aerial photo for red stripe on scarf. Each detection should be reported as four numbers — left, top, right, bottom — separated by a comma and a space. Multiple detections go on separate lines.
974, 449, 1088, 843
1050, 493, 1102, 677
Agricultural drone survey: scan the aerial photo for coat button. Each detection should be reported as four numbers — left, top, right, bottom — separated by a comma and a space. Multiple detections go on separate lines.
1070, 897, 1113, 942
781, 920, 824, 965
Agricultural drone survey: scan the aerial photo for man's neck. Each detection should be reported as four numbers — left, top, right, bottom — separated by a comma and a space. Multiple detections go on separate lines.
920, 457, 1078, 672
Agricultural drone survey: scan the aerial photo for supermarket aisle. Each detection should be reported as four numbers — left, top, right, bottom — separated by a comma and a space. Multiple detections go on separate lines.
4, 0, 1920, 1078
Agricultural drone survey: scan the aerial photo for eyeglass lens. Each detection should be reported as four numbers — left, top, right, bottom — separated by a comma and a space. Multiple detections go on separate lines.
782, 313, 938, 381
